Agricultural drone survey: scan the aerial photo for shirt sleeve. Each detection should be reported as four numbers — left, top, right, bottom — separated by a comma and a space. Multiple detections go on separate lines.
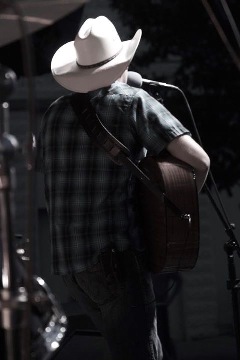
132, 89, 191, 155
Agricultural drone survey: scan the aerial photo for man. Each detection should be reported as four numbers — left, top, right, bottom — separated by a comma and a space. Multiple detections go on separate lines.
36, 16, 210, 360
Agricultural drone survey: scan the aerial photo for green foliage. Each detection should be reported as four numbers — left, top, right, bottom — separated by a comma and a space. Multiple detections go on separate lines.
110, 0, 240, 193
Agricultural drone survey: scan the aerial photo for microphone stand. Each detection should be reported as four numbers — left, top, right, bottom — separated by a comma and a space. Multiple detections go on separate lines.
205, 182, 240, 357
199, 1, 240, 354
145, 82, 240, 359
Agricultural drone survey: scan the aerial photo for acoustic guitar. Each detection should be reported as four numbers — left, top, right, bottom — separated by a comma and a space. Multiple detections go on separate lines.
137, 152, 199, 273
70, 93, 199, 274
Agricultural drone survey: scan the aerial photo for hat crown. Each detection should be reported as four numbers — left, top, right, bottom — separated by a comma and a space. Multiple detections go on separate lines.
74, 16, 122, 67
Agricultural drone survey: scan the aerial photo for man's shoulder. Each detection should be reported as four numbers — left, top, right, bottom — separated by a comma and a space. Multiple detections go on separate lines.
108, 82, 133, 93
42, 93, 76, 126
43, 93, 73, 118
109, 83, 148, 101
48, 93, 72, 110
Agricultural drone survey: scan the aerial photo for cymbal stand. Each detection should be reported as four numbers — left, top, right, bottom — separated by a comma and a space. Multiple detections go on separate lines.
0, 67, 29, 360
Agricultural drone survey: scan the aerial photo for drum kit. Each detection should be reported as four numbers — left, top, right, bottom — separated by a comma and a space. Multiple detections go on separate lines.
0, 1, 86, 359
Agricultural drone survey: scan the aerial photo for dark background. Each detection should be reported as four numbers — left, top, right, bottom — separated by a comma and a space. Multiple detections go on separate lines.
1, 0, 239, 192
0, 1, 240, 360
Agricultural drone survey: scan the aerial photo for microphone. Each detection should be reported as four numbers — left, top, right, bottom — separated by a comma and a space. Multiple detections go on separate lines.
127, 71, 179, 90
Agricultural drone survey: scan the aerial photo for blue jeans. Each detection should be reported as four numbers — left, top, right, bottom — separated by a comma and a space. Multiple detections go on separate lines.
62, 248, 163, 360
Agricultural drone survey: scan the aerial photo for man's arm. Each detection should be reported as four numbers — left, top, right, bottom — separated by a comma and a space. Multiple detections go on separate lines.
166, 134, 210, 192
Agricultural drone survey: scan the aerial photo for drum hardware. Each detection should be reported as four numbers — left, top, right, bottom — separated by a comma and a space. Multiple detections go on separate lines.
0, 62, 67, 359
15, 234, 30, 261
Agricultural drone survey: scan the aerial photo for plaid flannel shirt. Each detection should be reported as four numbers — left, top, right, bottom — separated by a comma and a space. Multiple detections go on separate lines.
36, 82, 190, 274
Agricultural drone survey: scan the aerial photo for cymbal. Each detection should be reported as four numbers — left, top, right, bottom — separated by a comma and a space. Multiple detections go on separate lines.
0, 0, 87, 47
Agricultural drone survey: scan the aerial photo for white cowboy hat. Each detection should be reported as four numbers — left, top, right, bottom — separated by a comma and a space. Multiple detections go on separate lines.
51, 16, 142, 93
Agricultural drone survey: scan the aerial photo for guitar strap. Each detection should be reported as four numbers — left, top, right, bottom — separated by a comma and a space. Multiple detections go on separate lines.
70, 92, 189, 220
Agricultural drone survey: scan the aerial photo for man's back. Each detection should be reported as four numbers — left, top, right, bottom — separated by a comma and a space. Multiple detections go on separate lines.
37, 82, 189, 275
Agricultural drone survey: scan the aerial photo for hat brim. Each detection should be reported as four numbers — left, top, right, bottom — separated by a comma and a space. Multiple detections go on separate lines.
51, 29, 142, 93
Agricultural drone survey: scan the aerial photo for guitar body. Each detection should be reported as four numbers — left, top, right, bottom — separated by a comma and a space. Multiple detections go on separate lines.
137, 152, 199, 273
